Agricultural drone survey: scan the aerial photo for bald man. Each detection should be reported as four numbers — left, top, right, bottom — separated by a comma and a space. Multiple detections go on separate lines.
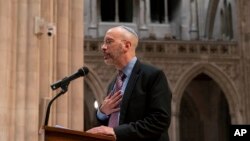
87, 26, 172, 141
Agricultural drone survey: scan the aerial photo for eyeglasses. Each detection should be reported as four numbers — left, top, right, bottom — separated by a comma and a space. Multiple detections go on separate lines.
101, 39, 115, 46
101, 39, 128, 47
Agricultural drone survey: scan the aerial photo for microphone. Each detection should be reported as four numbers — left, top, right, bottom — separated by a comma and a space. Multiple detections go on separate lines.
50, 67, 89, 90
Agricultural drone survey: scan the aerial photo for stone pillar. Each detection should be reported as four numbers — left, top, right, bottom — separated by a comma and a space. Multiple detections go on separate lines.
0, 0, 13, 140
139, 0, 147, 29
89, 0, 98, 38
190, 0, 199, 40
170, 101, 180, 141
90, 0, 97, 28
69, 0, 84, 130
14, 0, 33, 141
54, 0, 70, 127
25, 1, 40, 140
145, 0, 151, 24
139, 0, 149, 38
164, 0, 169, 24
0, 0, 41, 140
115, 0, 119, 22
180, 0, 190, 40
0, 0, 84, 140
139, 0, 150, 38
238, 0, 250, 123
53, 0, 84, 130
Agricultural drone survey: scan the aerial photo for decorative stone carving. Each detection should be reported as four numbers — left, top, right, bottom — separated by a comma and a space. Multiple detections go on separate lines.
84, 39, 240, 91
215, 63, 239, 81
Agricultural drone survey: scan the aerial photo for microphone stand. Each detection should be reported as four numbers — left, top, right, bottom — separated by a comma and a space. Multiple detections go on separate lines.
44, 80, 69, 127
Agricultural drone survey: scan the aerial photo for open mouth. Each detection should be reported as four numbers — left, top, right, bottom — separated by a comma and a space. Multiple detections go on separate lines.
103, 53, 110, 60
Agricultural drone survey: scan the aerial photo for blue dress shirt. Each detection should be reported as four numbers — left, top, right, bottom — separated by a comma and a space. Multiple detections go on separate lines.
97, 57, 137, 120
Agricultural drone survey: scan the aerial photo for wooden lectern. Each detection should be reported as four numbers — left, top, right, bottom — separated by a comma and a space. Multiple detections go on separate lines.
44, 126, 115, 141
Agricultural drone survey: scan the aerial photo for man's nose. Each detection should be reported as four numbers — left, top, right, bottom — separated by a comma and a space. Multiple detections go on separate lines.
101, 44, 107, 50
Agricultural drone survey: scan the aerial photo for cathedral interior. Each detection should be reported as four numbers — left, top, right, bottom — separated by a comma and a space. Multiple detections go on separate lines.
0, 0, 250, 141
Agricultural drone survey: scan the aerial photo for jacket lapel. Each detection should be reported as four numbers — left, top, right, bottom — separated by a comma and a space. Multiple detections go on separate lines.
119, 60, 141, 124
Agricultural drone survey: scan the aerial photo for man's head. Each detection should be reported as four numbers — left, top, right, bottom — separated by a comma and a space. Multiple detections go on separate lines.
101, 26, 139, 69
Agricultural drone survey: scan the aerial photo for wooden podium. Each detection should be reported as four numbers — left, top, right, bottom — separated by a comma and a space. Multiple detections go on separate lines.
44, 126, 115, 141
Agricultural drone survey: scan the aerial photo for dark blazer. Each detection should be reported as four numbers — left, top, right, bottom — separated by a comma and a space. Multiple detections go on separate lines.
101, 60, 172, 141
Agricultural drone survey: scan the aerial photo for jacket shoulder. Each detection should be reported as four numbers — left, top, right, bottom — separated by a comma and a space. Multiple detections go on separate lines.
139, 61, 162, 74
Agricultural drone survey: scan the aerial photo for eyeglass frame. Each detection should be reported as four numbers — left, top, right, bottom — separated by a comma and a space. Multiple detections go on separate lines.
101, 38, 130, 47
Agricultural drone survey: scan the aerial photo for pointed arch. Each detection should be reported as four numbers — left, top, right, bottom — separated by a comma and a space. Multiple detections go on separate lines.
173, 63, 242, 124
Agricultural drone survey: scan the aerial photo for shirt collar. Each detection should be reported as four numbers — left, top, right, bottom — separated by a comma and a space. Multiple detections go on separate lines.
121, 57, 137, 77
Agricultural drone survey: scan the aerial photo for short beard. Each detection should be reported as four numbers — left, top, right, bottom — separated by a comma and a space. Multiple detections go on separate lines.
104, 59, 114, 66
104, 44, 123, 66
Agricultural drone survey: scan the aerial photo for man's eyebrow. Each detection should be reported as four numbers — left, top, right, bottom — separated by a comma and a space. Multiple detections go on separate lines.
119, 25, 138, 39
104, 37, 114, 41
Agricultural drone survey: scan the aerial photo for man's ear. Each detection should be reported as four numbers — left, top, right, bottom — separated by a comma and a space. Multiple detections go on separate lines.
123, 41, 131, 52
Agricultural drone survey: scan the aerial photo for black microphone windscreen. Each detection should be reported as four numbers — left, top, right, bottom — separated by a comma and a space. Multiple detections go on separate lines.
79, 67, 89, 76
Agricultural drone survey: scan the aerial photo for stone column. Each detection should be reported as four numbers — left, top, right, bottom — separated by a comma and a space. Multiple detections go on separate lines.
14, 0, 29, 141
69, 0, 84, 130
170, 103, 180, 141
0, 0, 84, 140
89, 0, 98, 38
115, 0, 119, 22
138, 0, 148, 38
164, 0, 169, 24
47, 0, 84, 130
139, 0, 147, 29
190, 0, 199, 40
139, 0, 150, 38
145, 0, 151, 24
54, 0, 70, 127
0, 0, 41, 140
90, 0, 97, 28
38, 1, 56, 140
25, 1, 41, 140
0, 0, 14, 140
238, 0, 250, 123
180, 0, 190, 40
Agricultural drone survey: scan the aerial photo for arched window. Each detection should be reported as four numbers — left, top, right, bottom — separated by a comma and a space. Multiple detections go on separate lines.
150, 0, 165, 23
119, 0, 133, 22
100, 0, 115, 22
100, 0, 133, 22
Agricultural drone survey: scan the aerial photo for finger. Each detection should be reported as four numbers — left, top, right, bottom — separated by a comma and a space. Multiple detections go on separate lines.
110, 91, 122, 101
105, 94, 111, 100
112, 95, 122, 105
111, 107, 120, 113
86, 127, 97, 133
110, 91, 121, 98
114, 98, 122, 106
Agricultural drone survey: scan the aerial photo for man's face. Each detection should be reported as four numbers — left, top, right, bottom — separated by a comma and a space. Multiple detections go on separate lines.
101, 31, 124, 66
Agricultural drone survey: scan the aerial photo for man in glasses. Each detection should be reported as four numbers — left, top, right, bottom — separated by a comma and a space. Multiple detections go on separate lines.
87, 25, 172, 141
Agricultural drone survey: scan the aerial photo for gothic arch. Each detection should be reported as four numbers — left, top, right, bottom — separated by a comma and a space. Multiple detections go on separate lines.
173, 63, 242, 124
84, 64, 106, 103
